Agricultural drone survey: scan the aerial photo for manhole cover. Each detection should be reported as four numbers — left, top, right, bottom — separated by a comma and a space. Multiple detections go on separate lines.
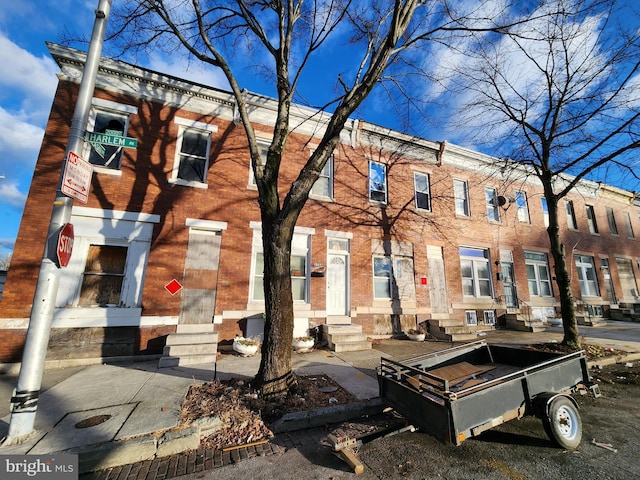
75, 414, 112, 429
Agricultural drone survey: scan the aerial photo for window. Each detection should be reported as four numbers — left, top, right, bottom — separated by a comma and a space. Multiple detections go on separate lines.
78, 245, 128, 306
565, 200, 578, 230
541, 197, 549, 227
372, 240, 416, 301
586, 205, 599, 234
624, 212, 635, 239
373, 256, 392, 299
607, 207, 618, 235
369, 160, 387, 204
250, 225, 312, 302
249, 142, 269, 186
515, 191, 530, 223
171, 118, 217, 185
311, 155, 333, 198
86, 99, 137, 171
485, 187, 500, 222
465, 311, 478, 326
525, 251, 552, 297
575, 255, 600, 297
454, 179, 470, 216
460, 247, 492, 297
414, 172, 431, 211
484, 310, 496, 325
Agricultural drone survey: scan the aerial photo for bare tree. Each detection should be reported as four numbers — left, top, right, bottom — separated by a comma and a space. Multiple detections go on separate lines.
434, 0, 640, 346
107, 0, 531, 395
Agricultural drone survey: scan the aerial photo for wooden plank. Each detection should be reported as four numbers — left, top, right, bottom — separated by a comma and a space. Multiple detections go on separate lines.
337, 448, 364, 475
428, 362, 484, 382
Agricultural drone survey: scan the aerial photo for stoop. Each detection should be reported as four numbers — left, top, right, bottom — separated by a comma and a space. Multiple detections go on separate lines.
158, 324, 218, 368
322, 324, 372, 352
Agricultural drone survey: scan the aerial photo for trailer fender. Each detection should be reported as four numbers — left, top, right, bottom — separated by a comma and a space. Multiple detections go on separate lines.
532, 392, 579, 419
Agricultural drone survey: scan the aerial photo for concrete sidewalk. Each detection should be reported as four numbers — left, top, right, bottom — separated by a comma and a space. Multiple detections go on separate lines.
0, 322, 639, 476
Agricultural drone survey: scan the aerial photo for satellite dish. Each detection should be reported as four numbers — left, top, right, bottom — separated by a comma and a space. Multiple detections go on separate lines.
497, 195, 508, 206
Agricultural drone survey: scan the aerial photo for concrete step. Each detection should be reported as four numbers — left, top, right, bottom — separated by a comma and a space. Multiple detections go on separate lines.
323, 324, 363, 335
505, 317, 546, 332
165, 333, 218, 346
332, 340, 372, 353
163, 343, 218, 356
428, 318, 461, 328
159, 325, 219, 368
328, 332, 369, 343
325, 316, 352, 325
158, 353, 218, 368
175, 324, 216, 334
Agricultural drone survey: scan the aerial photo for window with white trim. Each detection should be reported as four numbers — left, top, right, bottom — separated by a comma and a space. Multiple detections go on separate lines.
414, 171, 431, 211
170, 117, 217, 186
85, 99, 137, 171
565, 200, 578, 230
575, 255, 600, 297
485, 187, 500, 222
515, 191, 530, 223
311, 154, 333, 198
250, 226, 312, 303
369, 160, 387, 204
373, 256, 392, 299
525, 251, 552, 297
54, 207, 158, 317
586, 205, 599, 234
454, 179, 470, 216
460, 247, 493, 297
371, 240, 415, 301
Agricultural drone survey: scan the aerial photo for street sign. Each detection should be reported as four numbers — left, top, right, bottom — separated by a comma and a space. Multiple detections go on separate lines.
61, 151, 93, 203
57, 223, 74, 268
85, 131, 138, 149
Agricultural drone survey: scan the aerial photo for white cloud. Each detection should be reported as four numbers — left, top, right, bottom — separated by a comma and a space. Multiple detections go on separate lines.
0, 33, 58, 110
0, 106, 44, 165
0, 179, 27, 209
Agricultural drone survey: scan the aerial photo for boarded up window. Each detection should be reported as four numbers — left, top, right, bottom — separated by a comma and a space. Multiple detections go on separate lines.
79, 245, 128, 306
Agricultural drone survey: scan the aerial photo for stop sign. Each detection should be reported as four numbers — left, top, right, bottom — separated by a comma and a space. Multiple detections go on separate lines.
57, 223, 74, 268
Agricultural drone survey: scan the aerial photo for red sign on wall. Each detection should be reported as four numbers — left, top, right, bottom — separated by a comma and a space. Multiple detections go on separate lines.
164, 279, 183, 295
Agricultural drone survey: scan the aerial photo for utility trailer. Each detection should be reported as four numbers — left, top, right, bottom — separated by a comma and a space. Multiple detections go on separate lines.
377, 340, 600, 449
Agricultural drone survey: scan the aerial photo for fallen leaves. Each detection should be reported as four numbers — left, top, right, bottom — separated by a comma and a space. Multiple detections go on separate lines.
180, 374, 358, 450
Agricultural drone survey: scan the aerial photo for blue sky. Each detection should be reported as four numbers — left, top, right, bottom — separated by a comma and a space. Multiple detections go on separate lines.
1, 0, 638, 258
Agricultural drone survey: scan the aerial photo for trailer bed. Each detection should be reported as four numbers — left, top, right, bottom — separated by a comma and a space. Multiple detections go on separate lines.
377, 340, 597, 446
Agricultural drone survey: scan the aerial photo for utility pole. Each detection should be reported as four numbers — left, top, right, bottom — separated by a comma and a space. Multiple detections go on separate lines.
4, 0, 112, 444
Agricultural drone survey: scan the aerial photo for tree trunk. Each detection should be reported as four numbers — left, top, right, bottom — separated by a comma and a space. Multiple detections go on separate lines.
546, 196, 580, 347
255, 219, 296, 397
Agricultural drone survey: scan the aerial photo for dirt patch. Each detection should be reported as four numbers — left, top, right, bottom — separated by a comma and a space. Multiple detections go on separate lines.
521, 341, 626, 361
180, 374, 358, 450
590, 363, 640, 387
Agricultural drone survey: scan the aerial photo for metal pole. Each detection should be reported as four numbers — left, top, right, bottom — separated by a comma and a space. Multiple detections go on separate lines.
4, 0, 112, 444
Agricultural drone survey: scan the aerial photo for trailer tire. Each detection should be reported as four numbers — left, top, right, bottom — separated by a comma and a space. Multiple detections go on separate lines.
543, 396, 582, 450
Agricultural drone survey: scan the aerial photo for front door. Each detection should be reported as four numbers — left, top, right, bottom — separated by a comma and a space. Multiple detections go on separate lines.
179, 230, 221, 324
327, 254, 348, 316
501, 262, 519, 308
427, 245, 448, 314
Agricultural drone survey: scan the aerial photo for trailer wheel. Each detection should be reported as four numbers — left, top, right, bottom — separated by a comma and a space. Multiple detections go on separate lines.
543, 396, 582, 450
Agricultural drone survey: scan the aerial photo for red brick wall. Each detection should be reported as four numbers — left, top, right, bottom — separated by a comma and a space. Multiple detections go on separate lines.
3, 75, 640, 363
